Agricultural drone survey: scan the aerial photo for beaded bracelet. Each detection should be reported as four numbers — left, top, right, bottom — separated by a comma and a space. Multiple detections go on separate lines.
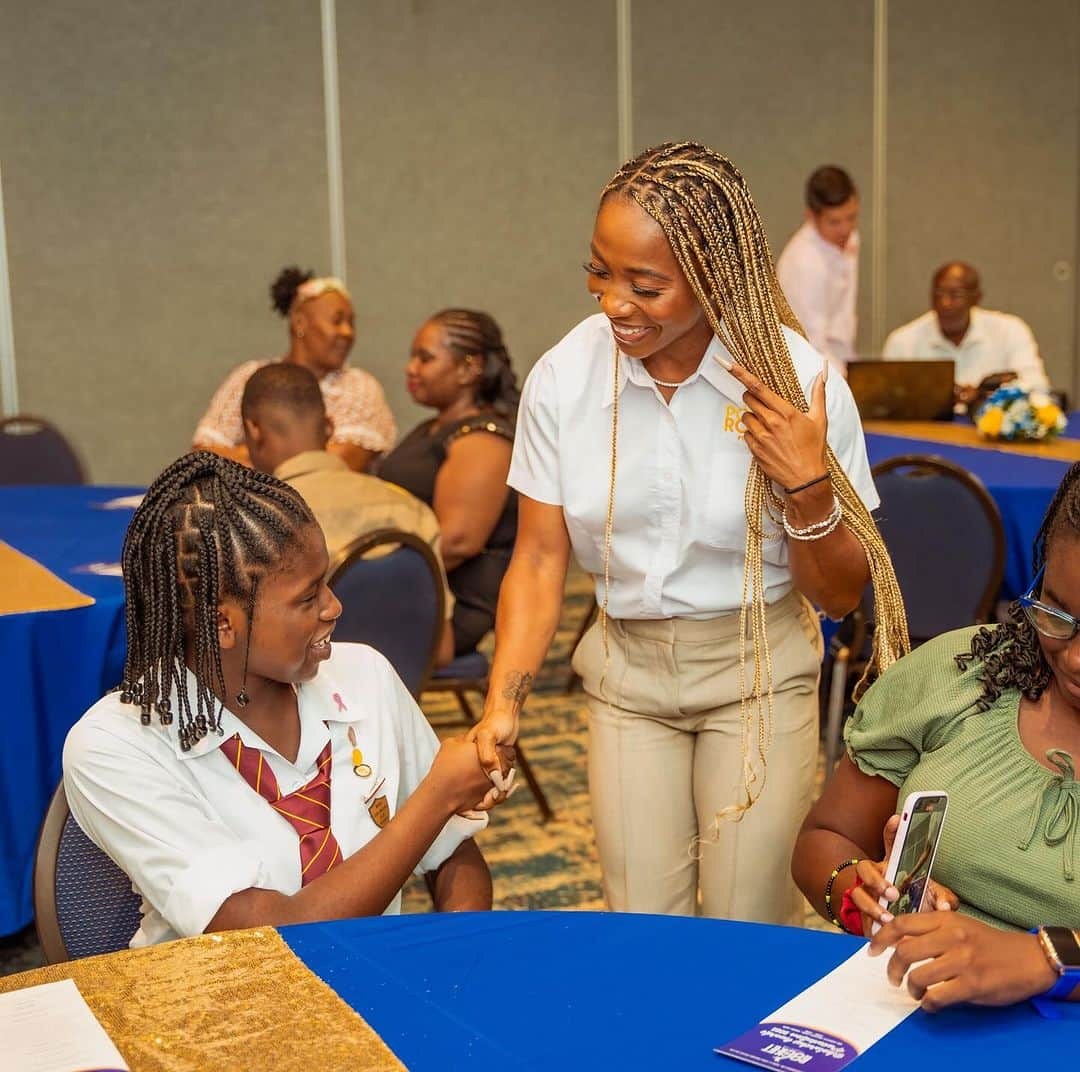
823, 858, 860, 930
783, 497, 843, 541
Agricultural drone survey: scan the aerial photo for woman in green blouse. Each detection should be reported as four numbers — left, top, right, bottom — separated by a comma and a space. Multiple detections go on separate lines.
793, 462, 1080, 1010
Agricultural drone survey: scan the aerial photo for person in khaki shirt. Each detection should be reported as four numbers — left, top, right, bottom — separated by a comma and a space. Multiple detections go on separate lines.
241, 362, 454, 666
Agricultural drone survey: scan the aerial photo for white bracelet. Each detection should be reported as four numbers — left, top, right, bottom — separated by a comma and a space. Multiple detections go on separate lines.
783, 497, 843, 541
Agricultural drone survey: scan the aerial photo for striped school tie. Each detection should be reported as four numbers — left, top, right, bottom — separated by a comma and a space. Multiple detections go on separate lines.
220, 734, 342, 885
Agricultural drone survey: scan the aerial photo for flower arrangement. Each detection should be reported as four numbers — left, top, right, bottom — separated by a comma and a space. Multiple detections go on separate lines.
974, 385, 1066, 442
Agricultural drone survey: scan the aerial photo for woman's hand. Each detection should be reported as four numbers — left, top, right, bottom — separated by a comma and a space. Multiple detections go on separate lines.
850, 816, 959, 936
723, 356, 828, 492
869, 913, 1058, 1011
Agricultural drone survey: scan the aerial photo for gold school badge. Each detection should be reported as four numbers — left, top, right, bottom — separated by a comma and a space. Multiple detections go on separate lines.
368, 795, 390, 829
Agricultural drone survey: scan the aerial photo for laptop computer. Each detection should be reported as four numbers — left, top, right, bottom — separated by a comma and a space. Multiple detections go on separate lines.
846, 360, 955, 421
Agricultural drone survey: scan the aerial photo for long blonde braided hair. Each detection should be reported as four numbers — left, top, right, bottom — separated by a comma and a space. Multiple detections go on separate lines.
598, 142, 909, 821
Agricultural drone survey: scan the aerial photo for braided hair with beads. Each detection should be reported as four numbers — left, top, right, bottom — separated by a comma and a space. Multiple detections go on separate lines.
957, 462, 1080, 709
597, 142, 910, 820
430, 309, 520, 416
119, 451, 315, 751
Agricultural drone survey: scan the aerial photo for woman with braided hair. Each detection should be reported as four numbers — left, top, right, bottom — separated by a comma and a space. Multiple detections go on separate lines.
194, 266, 396, 471
380, 309, 520, 655
63, 451, 510, 947
793, 463, 1080, 1011
468, 142, 906, 924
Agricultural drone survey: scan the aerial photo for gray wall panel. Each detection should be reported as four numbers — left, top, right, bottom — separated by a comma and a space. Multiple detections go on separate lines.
335, 1, 617, 428
0, 1, 329, 482
633, 1, 876, 353
887, 0, 1080, 393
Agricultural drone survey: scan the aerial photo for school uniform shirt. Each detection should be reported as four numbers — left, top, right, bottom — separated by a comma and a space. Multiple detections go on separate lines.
776, 221, 859, 371
508, 313, 878, 621
63, 643, 484, 947
194, 359, 397, 453
881, 307, 1050, 390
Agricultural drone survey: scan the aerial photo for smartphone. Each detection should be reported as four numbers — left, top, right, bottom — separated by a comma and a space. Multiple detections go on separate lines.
872, 790, 949, 935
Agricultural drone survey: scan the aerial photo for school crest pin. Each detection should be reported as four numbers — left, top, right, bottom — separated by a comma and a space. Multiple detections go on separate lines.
368, 794, 390, 828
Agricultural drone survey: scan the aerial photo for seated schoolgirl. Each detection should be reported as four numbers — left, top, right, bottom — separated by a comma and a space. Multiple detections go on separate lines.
63, 452, 511, 947
792, 463, 1080, 1010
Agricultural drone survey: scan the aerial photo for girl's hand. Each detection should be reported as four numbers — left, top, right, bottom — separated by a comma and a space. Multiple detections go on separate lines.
722, 355, 829, 492
869, 913, 1058, 1011
850, 815, 959, 936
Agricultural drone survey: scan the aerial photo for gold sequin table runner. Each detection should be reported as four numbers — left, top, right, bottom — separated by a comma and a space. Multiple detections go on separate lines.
862, 419, 1080, 462
0, 540, 95, 615
0, 927, 406, 1071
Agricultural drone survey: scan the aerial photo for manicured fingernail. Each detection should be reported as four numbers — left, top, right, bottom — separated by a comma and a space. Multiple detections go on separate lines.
489, 770, 508, 792
940, 902, 951, 911
503, 768, 517, 792
714, 354, 734, 371
507, 783, 521, 798
885, 887, 899, 900
880, 912, 894, 923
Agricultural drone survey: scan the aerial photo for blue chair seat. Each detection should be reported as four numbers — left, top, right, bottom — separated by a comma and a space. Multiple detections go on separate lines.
431, 651, 489, 681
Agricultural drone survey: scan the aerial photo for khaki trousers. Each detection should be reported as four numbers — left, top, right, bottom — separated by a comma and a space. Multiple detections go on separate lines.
571, 591, 822, 926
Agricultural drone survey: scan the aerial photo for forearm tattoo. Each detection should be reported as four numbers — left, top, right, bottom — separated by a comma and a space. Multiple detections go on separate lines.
501, 671, 534, 715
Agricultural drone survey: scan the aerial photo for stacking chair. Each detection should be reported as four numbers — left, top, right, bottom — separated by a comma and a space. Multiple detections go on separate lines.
0, 414, 85, 484
33, 783, 142, 962
822, 454, 1006, 770
327, 528, 445, 698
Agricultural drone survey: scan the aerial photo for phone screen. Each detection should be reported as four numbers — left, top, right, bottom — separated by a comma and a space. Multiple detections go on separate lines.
887, 796, 946, 916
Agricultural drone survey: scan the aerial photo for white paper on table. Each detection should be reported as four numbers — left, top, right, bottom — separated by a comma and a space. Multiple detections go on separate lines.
73, 562, 124, 577
0, 977, 129, 1071
95, 494, 144, 510
716, 946, 919, 1071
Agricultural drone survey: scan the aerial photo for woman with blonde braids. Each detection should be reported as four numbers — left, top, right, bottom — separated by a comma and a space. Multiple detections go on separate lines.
469, 142, 907, 924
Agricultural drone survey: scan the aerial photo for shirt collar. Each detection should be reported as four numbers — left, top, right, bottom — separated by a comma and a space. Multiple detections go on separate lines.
600, 331, 745, 409
801, 219, 859, 259
931, 306, 985, 349
274, 450, 349, 482
165, 656, 366, 764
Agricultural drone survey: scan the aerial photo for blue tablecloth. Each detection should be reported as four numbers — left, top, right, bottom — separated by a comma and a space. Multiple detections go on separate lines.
864, 427, 1076, 601
0, 485, 138, 936
282, 911, 1080, 1070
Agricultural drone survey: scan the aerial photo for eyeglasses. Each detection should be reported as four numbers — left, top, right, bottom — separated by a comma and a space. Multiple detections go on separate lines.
1019, 566, 1080, 641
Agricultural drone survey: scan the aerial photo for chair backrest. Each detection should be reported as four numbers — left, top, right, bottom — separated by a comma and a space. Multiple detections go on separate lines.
327, 528, 445, 697
0, 414, 85, 485
868, 454, 1006, 643
33, 783, 143, 963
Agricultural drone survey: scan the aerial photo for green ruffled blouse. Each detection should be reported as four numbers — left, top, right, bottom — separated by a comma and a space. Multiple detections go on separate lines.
844, 626, 1080, 931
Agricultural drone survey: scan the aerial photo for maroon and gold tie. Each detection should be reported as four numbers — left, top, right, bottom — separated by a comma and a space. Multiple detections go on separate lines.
220, 735, 343, 885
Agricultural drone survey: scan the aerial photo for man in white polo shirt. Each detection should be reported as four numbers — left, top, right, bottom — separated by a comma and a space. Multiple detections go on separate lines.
776, 165, 860, 373
883, 261, 1050, 405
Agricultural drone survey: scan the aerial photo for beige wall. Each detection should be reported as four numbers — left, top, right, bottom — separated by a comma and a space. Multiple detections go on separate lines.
1, 1, 1077, 482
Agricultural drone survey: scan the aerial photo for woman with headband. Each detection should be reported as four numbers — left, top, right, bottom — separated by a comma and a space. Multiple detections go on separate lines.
194, 267, 396, 471
469, 142, 908, 925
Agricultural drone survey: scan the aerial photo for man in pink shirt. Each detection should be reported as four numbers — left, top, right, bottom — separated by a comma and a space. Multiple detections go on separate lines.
777, 166, 860, 374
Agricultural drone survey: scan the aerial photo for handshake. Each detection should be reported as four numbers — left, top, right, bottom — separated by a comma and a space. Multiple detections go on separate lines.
427, 733, 517, 820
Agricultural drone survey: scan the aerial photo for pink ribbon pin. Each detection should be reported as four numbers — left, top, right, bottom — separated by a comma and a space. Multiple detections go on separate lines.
332, 692, 348, 713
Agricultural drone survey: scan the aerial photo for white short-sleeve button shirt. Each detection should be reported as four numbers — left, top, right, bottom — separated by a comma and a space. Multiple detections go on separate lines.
63, 643, 484, 947
508, 313, 879, 620
882, 307, 1050, 390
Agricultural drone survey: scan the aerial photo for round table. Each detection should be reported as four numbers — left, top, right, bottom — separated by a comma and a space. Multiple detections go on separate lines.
0, 485, 138, 936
